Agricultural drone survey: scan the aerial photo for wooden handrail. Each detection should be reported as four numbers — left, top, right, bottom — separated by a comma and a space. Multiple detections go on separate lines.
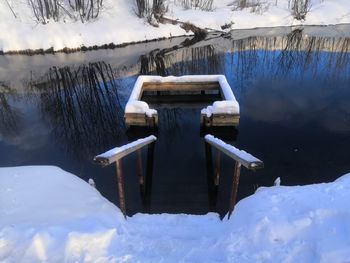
94, 135, 157, 167
204, 134, 263, 219
93, 135, 157, 218
204, 134, 263, 170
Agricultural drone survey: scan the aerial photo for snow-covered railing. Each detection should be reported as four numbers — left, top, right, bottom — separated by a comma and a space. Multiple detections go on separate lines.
94, 135, 157, 167
204, 134, 263, 219
205, 135, 263, 170
94, 135, 157, 218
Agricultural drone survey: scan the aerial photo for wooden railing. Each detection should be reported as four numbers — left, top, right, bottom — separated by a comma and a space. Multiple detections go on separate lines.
204, 134, 264, 219
94, 135, 157, 218
94, 134, 262, 219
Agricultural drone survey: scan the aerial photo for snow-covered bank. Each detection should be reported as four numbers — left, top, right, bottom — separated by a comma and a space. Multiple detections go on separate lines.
1, 166, 350, 262
1, 0, 350, 52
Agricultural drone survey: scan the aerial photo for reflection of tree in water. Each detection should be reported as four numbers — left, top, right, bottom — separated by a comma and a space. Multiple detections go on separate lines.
228, 31, 350, 89
0, 90, 22, 137
140, 45, 223, 76
333, 38, 350, 69
235, 37, 261, 91
157, 108, 184, 140
37, 62, 126, 160
277, 29, 305, 74
140, 49, 168, 76
174, 45, 222, 75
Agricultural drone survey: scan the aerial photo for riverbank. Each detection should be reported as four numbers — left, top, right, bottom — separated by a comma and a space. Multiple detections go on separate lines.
1, 0, 350, 54
1, 166, 350, 262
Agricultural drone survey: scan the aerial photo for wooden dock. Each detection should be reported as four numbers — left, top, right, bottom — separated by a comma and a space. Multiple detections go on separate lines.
124, 75, 240, 128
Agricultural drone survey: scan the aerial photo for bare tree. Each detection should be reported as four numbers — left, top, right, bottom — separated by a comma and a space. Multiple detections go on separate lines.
68, 0, 104, 22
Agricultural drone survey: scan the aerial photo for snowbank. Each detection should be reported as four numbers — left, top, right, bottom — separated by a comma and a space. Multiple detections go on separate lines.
1, 166, 350, 262
0, 166, 125, 262
0, 0, 187, 52
1, 0, 350, 52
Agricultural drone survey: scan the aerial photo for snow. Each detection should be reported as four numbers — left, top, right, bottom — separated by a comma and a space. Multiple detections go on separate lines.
1, 0, 350, 52
95, 135, 157, 160
0, 0, 186, 52
125, 101, 158, 117
205, 134, 262, 167
173, 75, 240, 117
1, 166, 350, 262
201, 100, 240, 117
124, 76, 158, 117
274, 177, 281, 186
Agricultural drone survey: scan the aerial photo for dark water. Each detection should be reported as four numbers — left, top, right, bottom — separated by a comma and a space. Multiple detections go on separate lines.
1, 29, 350, 217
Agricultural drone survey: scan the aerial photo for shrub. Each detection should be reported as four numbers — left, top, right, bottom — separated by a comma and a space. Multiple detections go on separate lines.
177, 0, 214, 11
135, 0, 149, 18
230, 0, 267, 14
68, 0, 104, 22
289, 0, 310, 20
135, 0, 166, 25
27, 0, 60, 23
28, 0, 104, 23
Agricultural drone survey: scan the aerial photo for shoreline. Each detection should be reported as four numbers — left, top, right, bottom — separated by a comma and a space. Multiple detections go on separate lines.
1, 23, 350, 56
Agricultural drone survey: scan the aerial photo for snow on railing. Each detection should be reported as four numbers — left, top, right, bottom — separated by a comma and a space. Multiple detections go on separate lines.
93, 135, 157, 218
94, 135, 157, 167
204, 134, 263, 219
205, 134, 263, 170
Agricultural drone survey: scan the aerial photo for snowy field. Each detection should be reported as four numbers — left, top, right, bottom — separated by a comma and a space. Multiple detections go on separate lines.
1, 0, 350, 52
1, 166, 350, 262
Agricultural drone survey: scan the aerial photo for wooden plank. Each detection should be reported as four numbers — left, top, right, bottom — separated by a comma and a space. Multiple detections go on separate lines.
125, 114, 148, 126
125, 113, 158, 127
142, 94, 221, 104
204, 134, 264, 170
201, 114, 240, 127
142, 82, 220, 92
94, 135, 157, 167
212, 114, 240, 126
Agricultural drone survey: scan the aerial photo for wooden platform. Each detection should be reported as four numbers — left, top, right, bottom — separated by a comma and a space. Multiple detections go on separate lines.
124, 75, 240, 128
201, 113, 240, 127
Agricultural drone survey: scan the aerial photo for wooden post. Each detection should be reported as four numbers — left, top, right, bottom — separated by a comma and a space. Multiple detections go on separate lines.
137, 149, 145, 196
93, 136, 158, 219
205, 142, 217, 210
228, 161, 242, 219
215, 151, 221, 186
143, 142, 155, 213
116, 159, 126, 218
